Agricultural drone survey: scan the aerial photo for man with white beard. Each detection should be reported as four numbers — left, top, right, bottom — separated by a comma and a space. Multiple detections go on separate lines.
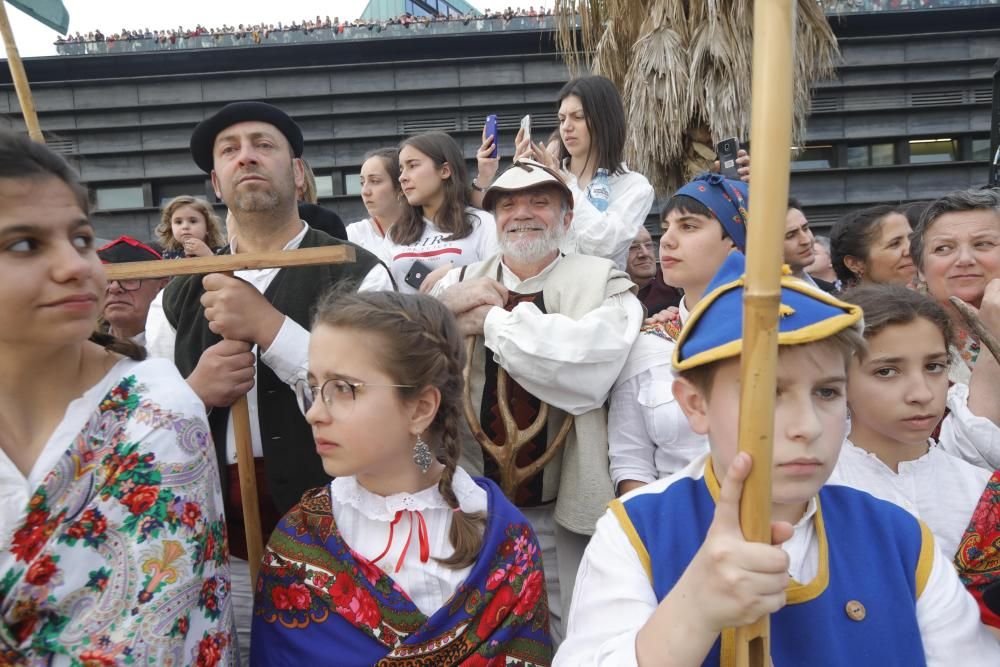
432, 159, 642, 644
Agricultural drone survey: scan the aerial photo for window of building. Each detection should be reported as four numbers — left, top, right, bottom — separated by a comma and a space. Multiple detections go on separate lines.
790, 145, 835, 170
846, 143, 895, 168
314, 174, 334, 199
94, 185, 145, 210
344, 173, 363, 196
156, 181, 208, 206
908, 138, 959, 164
971, 138, 993, 162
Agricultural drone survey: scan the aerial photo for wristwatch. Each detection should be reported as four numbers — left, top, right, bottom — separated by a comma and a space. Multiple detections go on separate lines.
471, 177, 488, 193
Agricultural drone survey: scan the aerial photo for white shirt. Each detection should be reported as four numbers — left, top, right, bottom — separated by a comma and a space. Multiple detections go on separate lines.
144, 221, 394, 463
939, 381, 1000, 471
433, 254, 644, 415
556, 454, 1000, 666
608, 307, 708, 486
329, 467, 488, 617
559, 164, 654, 271
830, 438, 992, 559
348, 209, 498, 294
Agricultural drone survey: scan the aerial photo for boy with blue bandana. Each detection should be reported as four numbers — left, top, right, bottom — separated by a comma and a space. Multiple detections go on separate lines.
557, 253, 1000, 665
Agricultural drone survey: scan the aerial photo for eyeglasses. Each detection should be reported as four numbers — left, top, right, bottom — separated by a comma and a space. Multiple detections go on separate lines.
106, 279, 145, 292
629, 242, 656, 253
294, 377, 416, 416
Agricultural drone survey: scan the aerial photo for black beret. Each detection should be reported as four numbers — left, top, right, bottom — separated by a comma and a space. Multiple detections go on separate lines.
97, 236, 162, 263
189, 101, 304, 173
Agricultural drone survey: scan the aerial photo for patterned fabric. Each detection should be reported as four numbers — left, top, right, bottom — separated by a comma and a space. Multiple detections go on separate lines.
252, 478, 552, 666
640, 318, 680, 344
0, 365, 234, 666
953, 325, 981, 370
955, 470, 1000, 628
674, 173, 750, 251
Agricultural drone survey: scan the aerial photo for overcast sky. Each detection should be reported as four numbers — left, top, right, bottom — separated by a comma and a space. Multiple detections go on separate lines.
4, 0, 555, 58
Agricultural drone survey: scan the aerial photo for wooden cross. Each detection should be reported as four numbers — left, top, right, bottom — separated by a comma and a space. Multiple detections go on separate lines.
106, 245, 356, 584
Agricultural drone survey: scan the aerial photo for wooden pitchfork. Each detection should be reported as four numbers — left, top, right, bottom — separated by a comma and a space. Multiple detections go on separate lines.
106, 245, 356, 584
461, 338, 573, 499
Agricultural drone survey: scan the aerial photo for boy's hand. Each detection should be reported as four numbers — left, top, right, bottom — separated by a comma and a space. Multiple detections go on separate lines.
677, 452, 793, 633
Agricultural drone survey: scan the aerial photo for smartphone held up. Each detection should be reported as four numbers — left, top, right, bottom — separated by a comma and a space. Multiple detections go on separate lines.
716, 137, 741, 180
484, 114, 498, 159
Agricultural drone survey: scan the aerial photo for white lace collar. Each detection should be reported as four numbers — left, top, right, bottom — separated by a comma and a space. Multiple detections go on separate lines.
329, 467, 487, 522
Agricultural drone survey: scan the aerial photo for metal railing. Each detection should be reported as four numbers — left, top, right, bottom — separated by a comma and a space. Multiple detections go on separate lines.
819, 0, 999, 14
54, 15, 563, 56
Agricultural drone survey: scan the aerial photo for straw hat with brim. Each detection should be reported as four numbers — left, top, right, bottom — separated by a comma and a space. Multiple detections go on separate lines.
482, 159, 575, 212
189, 101, 304, 174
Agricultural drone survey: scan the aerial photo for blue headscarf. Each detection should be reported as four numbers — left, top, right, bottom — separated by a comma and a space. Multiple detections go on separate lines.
673, 173, 750, 252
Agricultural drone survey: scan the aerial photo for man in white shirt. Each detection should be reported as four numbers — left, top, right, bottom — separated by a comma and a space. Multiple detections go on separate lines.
144, 101, 392, 665
432, 159, 643, 643
97, 236, 168, 346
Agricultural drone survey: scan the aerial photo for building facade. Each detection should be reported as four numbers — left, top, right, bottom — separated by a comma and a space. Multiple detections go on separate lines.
0, 6, 997, 241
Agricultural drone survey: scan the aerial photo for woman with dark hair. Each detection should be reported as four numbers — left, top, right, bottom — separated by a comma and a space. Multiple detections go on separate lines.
829, 204, 916, 288
0, 132, 233, 663
476, 75, 654, 270
388, 132, 497, 293
346, 147, 409, 268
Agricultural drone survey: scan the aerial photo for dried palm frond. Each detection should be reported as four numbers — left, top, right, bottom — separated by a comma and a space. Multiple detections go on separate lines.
554, 0, 840, 194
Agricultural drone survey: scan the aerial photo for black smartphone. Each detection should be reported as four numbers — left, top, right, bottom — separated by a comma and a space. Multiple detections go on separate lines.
716, 137, 740, 180
485, 114, 498, 159
404, 259, 433, 290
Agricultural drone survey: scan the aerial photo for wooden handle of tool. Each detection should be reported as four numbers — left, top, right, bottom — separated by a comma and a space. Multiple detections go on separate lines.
0, 1, 44, 142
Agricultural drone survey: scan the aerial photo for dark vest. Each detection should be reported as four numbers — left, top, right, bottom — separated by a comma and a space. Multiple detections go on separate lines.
163, 228, 383, 518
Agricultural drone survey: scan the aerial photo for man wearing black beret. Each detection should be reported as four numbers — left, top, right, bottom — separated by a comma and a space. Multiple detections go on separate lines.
145, 101, 393, 664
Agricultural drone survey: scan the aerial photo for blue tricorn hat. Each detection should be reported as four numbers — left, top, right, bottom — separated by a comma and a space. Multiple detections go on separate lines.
672, 252, 863, 371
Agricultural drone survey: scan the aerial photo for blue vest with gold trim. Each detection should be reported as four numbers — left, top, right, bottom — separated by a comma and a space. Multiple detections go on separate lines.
616, 474, 930, 666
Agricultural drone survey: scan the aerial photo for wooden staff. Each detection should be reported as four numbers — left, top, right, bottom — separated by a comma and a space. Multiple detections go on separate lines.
733, 0, 797, 664
107, 245, 356, 584
0, 1, 44, 142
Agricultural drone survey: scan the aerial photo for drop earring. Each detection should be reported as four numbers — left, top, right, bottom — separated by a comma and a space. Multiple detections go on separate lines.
413, 433, 433, 474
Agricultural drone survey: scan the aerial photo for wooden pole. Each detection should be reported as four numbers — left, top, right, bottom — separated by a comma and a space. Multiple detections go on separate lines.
106, 246, 356, 585
733, 1, 797, 665
0, 1, 44, 143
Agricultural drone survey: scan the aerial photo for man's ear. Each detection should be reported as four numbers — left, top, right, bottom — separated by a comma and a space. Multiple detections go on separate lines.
210, 170, 223, 201
408, 384, 441, 436
292, 158, 306, 194
672, 376, 711, 435
562, 207, 574, 231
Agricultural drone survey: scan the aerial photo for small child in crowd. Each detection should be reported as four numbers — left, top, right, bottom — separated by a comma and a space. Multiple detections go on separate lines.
155, 194, 226, 258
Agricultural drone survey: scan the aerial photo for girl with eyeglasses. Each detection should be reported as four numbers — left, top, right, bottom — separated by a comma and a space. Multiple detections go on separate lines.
0, 132, 234, 662
252, 290, 552, 665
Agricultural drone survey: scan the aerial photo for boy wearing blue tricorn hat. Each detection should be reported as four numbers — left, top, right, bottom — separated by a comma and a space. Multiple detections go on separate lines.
558, 252, 1000, 664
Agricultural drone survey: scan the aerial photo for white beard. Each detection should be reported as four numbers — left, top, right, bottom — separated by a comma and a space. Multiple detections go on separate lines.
499, 222, 567, 264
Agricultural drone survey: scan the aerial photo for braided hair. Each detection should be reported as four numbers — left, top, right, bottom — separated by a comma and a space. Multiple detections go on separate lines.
311, 289, 486, 569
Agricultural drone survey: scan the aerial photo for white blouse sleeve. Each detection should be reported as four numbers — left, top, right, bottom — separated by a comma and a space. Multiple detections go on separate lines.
555, 509, 655, 666
564, 170, 655, 271
608, 371, 660, 487
938, 383, 1000, 470
483, 292, 643, 415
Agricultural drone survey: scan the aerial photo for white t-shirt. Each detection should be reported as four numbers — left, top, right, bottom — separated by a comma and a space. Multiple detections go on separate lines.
347, 208, 498, 294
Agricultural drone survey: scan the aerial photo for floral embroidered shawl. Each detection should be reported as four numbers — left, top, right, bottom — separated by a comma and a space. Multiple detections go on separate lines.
955, 470, 1000, 628
252, 477, 552, 666
0, 362, 235, 666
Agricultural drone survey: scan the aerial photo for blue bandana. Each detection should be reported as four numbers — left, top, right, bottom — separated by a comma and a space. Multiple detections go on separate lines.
673, 252, 863, 371
674, 173, 750, 252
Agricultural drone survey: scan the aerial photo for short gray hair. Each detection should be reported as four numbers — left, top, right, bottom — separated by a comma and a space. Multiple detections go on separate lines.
909, 188, 1000, 271
813, 235, 831, 252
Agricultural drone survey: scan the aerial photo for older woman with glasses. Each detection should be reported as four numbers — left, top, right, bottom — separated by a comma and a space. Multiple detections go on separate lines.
0, 132, 234, 664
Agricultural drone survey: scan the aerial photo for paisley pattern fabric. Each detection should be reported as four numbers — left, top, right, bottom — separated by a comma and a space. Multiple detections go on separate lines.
0, 362, 234, 666
955, 470, 1000, 628
252, 479, 551, 666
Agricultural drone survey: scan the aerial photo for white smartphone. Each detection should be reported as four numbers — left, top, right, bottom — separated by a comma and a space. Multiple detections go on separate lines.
520, 114, 532, 145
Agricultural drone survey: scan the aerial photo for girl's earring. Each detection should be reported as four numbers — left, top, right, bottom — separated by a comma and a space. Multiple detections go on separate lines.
413, 433, 433, 474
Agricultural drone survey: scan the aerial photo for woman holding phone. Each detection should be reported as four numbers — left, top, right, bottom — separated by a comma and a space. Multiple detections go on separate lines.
371, 133, 497, 294
474, 75, 654, 271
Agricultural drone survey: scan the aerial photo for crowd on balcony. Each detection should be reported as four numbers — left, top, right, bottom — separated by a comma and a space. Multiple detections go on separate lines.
53, 6, 555, 54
